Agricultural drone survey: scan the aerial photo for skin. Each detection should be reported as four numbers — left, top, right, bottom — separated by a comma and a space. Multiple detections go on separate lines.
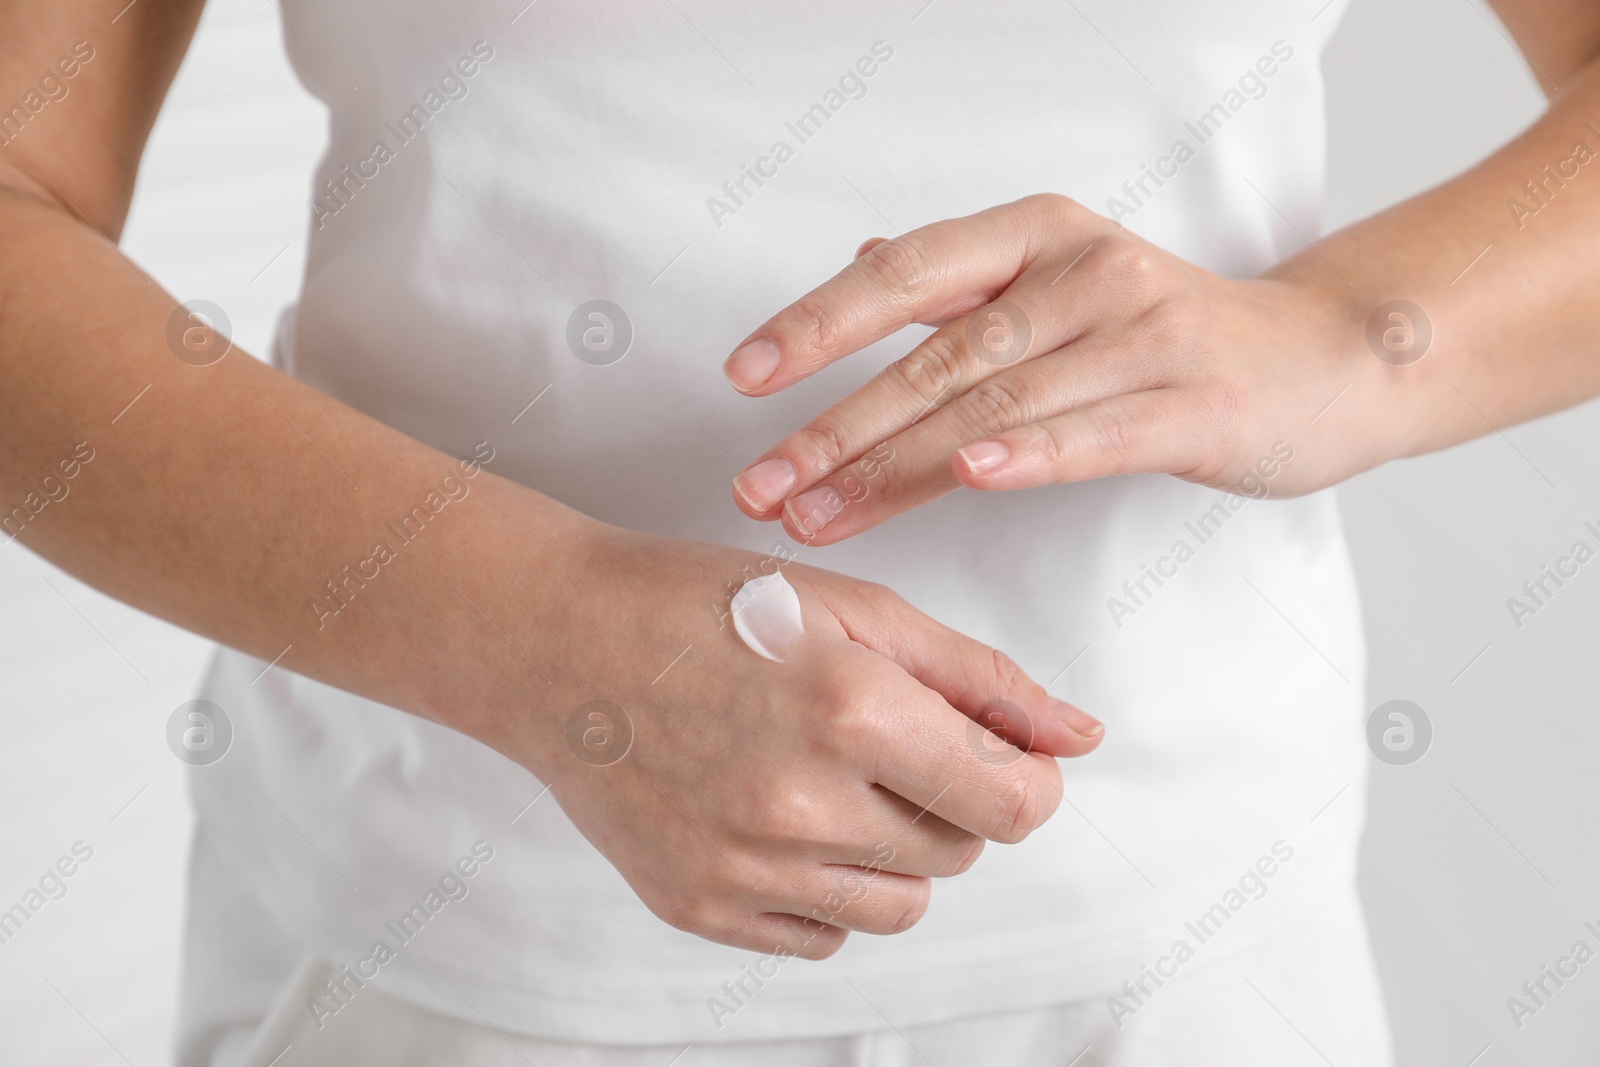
727, 1, 1600, 546
0, 0, 1102, 962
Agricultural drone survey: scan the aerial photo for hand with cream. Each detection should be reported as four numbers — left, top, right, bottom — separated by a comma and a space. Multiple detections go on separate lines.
729, 569, 804, 662
508, 519, 1103, 961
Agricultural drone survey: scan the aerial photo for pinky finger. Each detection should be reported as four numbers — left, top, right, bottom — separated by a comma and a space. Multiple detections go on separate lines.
951, 389, 1203, 491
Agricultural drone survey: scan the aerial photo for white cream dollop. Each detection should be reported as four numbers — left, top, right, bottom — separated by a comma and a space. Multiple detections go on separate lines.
730, 570, 805, 663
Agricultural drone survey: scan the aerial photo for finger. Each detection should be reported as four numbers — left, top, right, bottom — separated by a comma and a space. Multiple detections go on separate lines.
731, 269, 1096, 518
824, 579, 1104, 757
855, 236, 888, 259
810, 592, 1071, 843
772, 336, 1152, 543
769, 866, 932, 937
853, 237, 967, 329
707, 724, 985, 879
875, 714, 1065, 848
813, 788, 985, 878
853, 673, 1069, 845
875, 588, 1103, 756
735, 911, 849, 961
953, 389, 1207, 491
723, 195, 1098, 395
732, 244, 1145, 521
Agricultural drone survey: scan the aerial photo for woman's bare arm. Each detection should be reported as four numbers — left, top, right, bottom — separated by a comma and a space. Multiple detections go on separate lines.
0, 0, 583, 740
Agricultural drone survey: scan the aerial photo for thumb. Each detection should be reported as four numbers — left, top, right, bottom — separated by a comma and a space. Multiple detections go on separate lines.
830, 583, 1104, 758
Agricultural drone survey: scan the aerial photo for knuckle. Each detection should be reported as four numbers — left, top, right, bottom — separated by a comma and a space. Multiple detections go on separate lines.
743, 782, 817, 843
1086, 402, 1146, 463
861, 234, 935, 296
852, 580, 906, 621
1090, 235, 1155, 288
1025, 420, 1074, 469
860, 579, 901, 605
824, 693, 888, 764
942, 834, 986, 877
815, 660, 863, 712
794, 419, 850, 468
992, 774, 1043, 844
894, 330, 966, 407
965, 377, 1031, 436
790, 295, 843, 353
1140, 293, 1204, 354
795, 926, 847, 960
988, 647, 1027, 695
888, 885, 931, 934
1021, 191, 1083, 222
854, 445, 903, 502
655, 892, 711, 935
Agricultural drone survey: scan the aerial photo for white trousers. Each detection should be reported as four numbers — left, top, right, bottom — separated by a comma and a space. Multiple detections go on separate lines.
177, 827, 1394, 1067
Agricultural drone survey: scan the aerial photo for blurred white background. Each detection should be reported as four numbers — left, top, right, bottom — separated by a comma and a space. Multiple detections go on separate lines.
1, 0, 1597, 1063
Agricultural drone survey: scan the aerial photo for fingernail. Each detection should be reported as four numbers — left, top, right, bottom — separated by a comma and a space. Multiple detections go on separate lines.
734, 458, 797, 511
1051, 699, 1103, 740
724, 339, 781, 393
785, 486, 844, 538
958, 440, 1010, 475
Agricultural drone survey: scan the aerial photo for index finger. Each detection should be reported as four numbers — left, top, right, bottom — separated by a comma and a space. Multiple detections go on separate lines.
722, 195, 1072, 396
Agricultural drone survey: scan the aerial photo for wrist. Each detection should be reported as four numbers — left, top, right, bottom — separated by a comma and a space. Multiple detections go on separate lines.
1259, 262, 1432, 476
417, 473, 601, 779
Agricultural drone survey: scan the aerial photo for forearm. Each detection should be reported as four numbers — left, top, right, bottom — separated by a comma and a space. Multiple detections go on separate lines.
1269, 46, 1600, 457
0, 176, 581, 750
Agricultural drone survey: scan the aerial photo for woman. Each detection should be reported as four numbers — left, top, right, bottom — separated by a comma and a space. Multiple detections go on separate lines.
1, 1, 1594, 1063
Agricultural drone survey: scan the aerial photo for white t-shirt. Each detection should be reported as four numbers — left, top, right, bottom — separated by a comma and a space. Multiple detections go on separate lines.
195, 0, 1367, 1045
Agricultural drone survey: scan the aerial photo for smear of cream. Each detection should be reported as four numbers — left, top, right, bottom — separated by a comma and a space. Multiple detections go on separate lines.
731, 570, 805, 663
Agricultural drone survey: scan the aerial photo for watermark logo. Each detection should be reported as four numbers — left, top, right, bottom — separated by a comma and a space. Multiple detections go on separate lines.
166, 300, 233, 367
1365, 300, 1431, 367
966, 299, 1033, 366
166, 699, 233, 766
1366, 698, 1431, 766
566, 699, 633, 766
965, 699, 1034, 765
566, 299, 632, 366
